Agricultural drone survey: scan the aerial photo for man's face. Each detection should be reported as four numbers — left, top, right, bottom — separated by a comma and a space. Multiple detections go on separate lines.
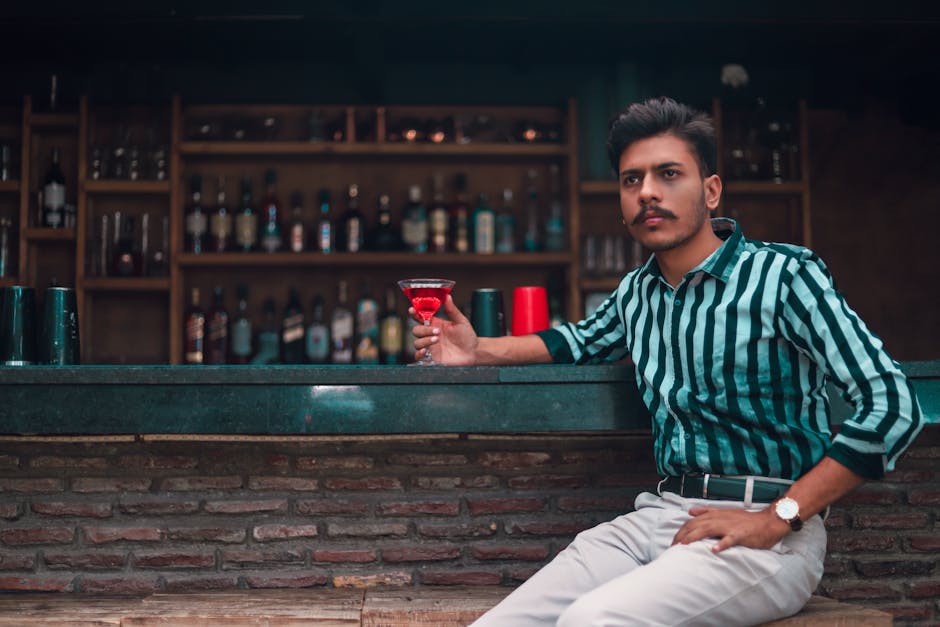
618, 133, 721, 252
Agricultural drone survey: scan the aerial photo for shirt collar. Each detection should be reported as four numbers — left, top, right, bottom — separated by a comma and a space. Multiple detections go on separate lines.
642, 218, 743, 284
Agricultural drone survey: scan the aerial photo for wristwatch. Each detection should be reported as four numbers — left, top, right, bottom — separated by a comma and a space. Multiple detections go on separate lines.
773, 497, 803, 531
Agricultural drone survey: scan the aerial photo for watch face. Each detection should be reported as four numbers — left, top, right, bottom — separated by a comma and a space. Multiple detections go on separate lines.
776, 498, 799, 520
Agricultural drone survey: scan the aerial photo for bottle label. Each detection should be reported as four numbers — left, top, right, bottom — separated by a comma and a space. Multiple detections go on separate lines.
211, 212, 233, 239
187, 211, 208, 236
402, 214, 428, 251
346, 218, 362, 252
318, 221, 332, 253
261, 231, 281, 253
282, 313, 305, 343
290, 224, 305, 252
208, 319, 228, 342
331, 312, 354, 363
235, 213, 257, 248
44, 182, 65, 209
474, 212, 495, 254
380, 317, 403, 356
305, 324, 330, 362
231, 320, 252, 357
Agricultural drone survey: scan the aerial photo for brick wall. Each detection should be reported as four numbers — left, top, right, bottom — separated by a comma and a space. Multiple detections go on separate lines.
0, 427, 937, 624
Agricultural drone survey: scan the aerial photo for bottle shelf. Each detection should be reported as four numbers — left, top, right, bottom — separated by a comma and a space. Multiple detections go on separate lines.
0, 180, 21, 193
81, 277, 171, 292
0, 276, 19, 288
580, 277, 622, 292
179, 141, 570, 158
176, 251, 574, 268
579, 180, 619, 195
83, 180, 171, 194
724, 181, 806, 195
23, 227, 76, 242
29, 112, 79, 129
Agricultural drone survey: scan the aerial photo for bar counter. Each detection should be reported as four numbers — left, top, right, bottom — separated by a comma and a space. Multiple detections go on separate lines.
1, 361, 937, 436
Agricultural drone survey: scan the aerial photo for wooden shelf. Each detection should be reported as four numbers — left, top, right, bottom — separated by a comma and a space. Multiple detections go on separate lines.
0, 180, 20, 193
581, 277, 622, 292
83, 180, 171, 194
177, 251, 573, 268
179, 141, 569, 158
579, 180, 619, 195
30, 112, 79, 129
0, 276, 19, 288
724, 181, 806, 195
23, 227, 76, 242
81, 277, 171, 292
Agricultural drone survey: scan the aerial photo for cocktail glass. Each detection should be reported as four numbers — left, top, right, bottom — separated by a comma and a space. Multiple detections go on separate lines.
398, 278, 455, 366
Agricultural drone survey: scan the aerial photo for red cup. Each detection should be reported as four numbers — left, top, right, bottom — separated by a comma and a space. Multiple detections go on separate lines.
511, 286, 550, 336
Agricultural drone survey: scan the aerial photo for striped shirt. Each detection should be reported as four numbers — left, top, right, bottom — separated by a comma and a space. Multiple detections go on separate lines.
538, 219, 924, 480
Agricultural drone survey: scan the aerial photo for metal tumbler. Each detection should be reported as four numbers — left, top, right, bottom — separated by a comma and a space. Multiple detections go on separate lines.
470, 288, 506, 337
0, 285, 38, 365
38, 286, 80, 365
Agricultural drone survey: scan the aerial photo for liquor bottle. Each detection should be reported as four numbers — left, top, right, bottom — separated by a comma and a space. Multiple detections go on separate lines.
251, 298, 280, 364
42, 147, 66, 228
260, 169, 282, 253
280, 287, 306, 363
378, 285, 403, 365
0, 217, 11, 278
370, 193, 402, 251
210, 176, 233, 253
111, 215, 139, 276
451, 173, 470, 254
472, 192, 495, 254
229, 284, 253, 364
428, 172, 449, 253
355, 281, 380, 364
206, 286, 229, 364
235, 177, 258, 252
523, 169, 541, 252
184, 175, 207, 254
339, 183, 365, 253
149, 215, 169, 276
304, 294, 330, 363
288, 191, 306, 253
544, 163, 566, 251
401, 185, 428, 253
331, 280, 354, 364
316, 188, 333, 254
183, 287, 206, 365
547, 276, 565, 329
0, 144, 12, 182
495, 188, 516, 253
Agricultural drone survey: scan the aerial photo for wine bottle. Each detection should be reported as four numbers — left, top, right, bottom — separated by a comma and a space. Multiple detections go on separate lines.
229, 284, 253, 364
289, 191, 306, 253
260, 169, 282, 253
472, 192, 495, 254
495, 188, 516, 253
340, 183, 365, 253
280, 287, 305, 363
428, 172, 449, 253
205, 286, 229, 364
378, 285, 403, 365
251, 298, 280, 364
235, 177, 258, 252
331, 280, 354, 364
210, 176, 233, 253
305, 294, 330, 364
370, 193, 402, 251
355, 281, 380, 364
544, 163, 566, 251
184, 175, 207, 254
401, 185, 428, 253
317, 188, 333, 254
183, 287, 206, 365
451, 173, 470, 254
42, 147, 66, 229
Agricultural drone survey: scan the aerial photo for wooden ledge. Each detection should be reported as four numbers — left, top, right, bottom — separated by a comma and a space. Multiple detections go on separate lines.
0, 588, 894, 626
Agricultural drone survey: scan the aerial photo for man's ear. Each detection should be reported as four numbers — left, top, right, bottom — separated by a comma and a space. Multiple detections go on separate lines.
704, 174, 722, 210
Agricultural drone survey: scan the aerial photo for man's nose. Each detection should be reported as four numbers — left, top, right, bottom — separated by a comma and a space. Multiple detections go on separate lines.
639, 176, 662, 204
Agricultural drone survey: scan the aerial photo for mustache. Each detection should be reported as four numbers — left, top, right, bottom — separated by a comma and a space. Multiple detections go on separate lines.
631, 205, 678, 226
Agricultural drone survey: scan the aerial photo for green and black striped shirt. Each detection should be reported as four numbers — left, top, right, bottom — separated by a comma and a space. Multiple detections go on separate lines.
538, 219, 924, 480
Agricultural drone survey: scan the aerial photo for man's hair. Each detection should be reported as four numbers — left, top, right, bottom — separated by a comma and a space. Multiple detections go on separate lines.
606, 97, 717, 179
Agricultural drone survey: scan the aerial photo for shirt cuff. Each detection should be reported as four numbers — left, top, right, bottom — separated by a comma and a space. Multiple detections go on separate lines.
534, 328, 574, 364
826, 442, 886, 480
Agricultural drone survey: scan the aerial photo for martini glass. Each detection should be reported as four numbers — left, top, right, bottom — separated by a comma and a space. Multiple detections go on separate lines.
398, 278, 455, 366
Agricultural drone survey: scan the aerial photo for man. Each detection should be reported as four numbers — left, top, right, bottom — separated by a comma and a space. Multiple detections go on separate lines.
411, 97, 925, 626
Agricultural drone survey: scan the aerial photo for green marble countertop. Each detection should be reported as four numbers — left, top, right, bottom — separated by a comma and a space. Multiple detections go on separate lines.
0, 362, 936, 436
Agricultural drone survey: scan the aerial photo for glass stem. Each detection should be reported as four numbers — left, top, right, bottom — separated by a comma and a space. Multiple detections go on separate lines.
422, 319, 434, 364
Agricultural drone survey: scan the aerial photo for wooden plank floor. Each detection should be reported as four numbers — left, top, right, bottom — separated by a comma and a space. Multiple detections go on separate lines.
0, 588, 893, 626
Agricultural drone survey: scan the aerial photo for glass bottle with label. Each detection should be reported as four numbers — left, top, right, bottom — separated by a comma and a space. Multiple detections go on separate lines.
401, 185, 428, 253
0, 217, 12, 278
317, 188, 333, 253
251, 298, 280, 364
495, 188, 516, 253
379, 285, 403, 365
205, 286, 229, 365
184, 175, 207, 254
288, 191, 306, 253
42, 147, 66, 228
428, 172, 449, 253
523, 169, 541, 252
260, 169, 282, 253
544, 163, 566, 251
355, 281, 380, 364
451, 173, 470, 254
280, 287, 305, 363
340, 183, 365, 253
472, 192, 495, 254
235, 177, 258, 252
305, 294, 330, 364
229, 284, 253, 364
183, 287, 205, 365
210, 176, 233, 253
331, 280, 354, 364
370, 193, 401, 251
112, 214, 139, 276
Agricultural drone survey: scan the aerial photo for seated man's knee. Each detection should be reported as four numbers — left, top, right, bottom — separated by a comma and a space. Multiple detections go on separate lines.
557, 595, 606, 627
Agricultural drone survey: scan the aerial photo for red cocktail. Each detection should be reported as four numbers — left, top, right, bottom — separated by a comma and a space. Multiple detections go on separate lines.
398, 278, 455, 365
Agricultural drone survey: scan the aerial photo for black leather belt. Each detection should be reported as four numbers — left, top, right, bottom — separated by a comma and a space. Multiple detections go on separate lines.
660, 474, 791, 503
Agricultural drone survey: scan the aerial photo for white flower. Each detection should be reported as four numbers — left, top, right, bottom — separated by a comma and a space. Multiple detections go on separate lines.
721, 64, 749, 88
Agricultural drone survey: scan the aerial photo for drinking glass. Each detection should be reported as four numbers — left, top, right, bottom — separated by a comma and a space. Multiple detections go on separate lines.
398, 278, 455, 366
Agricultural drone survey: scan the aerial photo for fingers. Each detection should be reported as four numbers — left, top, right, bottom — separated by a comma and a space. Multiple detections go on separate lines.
444, 295, 469, 324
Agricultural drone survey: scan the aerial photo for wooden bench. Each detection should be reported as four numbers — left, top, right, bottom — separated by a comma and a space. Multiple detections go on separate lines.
0, 587, 894, 626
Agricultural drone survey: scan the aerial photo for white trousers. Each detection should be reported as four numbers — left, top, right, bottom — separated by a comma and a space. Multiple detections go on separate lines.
470, 491, 826, 627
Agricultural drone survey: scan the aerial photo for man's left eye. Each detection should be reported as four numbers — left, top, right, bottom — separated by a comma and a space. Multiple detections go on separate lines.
663, 169, 678, 178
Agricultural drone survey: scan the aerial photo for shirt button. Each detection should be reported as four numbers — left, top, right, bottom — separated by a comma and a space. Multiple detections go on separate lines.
683, 433, 691, 439
674, 299, 682, 306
